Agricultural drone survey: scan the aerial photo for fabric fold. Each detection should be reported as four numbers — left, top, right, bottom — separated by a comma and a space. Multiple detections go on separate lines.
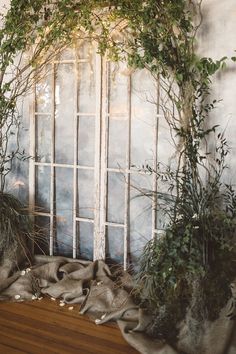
0, 255, 235, 354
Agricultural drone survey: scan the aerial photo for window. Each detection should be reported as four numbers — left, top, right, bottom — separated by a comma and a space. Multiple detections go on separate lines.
30, 40, 160, 269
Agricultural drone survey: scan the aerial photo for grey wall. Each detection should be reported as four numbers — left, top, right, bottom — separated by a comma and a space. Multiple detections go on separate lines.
197, 0, 236, 184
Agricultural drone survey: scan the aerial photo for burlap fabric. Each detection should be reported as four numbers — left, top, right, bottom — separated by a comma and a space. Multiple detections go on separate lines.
0, 255, 235, 354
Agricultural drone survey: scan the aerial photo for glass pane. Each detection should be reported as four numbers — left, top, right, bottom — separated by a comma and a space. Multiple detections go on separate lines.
108, 118, 127, 169
106, 226, 124, 265
130, 174, 152, 263
107, 172, 125, 224
77, 222, 93, 260
57, 47, 75, 61
77, 40, 95, 60
35, 115, 51, 163
55, 63, 75, 165
77, 169, 94, 219
34, 216, 50, 255
77, 62, 96, 113
35, 65, 52, 113
54, 168, 73, 256
109, 61, 129, 116
35, 165, 50, 213
78, 116, 95, 167
131, 69, 157, 166
158, 115, 176, 165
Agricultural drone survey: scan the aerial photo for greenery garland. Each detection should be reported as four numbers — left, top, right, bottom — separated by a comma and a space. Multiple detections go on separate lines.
1, 0, 236, 348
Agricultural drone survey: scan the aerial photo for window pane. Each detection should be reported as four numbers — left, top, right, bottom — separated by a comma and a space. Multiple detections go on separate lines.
77, 62, 96, 113
106, 226, 124, 265
55, 64, 75, 165
35, 65, 52, 113
130, 173, 152, 263
78, 116, 95, 167
34, 216, 50, 255
109, 61, 129, 116
108, 117, 127, 169
131, 69, 157, 166
57, 47, 75, 61
107, 172, 125, 224
35, 165, 51, 213
35, 115, 51, 163
77, 222, 94, 260
54, 167, 73, 256
77, 169, 94, 219
77, 41, 95, 60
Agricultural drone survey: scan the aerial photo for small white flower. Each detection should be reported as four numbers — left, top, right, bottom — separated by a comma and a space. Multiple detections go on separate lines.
20, 270, 26, 276
194, 226, 200, 229
95, 319, 101, 324
14, 295, 21, 300
171, 37, 176, 48
51, 297, 56, 301
59, 302, 65, 307
192, 214, 198, 220
26, 268, 31, 273
32, 295, 37, 300
176, 215, 182, 221
68, 307, 74, 311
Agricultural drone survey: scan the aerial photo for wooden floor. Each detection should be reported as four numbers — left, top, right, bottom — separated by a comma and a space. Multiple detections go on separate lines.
0, 298, 139, 354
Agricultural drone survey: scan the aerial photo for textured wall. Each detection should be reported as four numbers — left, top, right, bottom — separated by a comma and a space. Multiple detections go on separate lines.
198, 0, 236, 184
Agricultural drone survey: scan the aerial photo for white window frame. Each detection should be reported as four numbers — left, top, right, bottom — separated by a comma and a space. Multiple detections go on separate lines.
29, 42, 161, 270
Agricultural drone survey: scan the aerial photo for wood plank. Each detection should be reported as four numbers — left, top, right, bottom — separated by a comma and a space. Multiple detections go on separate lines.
0, 342, 27, 354
0, 299, 139, 354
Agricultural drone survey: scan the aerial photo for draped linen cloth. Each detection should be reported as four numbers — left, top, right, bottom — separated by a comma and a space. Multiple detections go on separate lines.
0, 255, 235, 354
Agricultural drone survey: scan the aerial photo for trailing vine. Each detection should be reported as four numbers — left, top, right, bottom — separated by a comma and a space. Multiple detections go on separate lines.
1, 0, 236, 349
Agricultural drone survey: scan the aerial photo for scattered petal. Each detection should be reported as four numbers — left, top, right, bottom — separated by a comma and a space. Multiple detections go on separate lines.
14, 295, 21, 300
68, 307, 74, 311
32, 295, 37, 300
38, 297, 43, 301
51, 297, 56, 301
59, 302, 65, 307
26, 268, 31, 273
97, 281, 103, 286
20, 270, 26, 276
95, 319, 101, 324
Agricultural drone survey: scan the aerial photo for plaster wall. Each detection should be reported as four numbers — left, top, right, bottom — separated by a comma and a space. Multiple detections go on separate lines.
198, 0, 236, 184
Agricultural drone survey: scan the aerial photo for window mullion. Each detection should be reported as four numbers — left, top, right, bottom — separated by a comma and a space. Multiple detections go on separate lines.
73, 47, 78, 258
50, 63, 56, 256
152, 78, 160, 239
29, 83, 36, 255
93, 50, 104, 260
124, 74, 132, 271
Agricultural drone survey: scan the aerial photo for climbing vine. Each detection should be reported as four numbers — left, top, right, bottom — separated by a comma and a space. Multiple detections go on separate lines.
1, 0, 236, 348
